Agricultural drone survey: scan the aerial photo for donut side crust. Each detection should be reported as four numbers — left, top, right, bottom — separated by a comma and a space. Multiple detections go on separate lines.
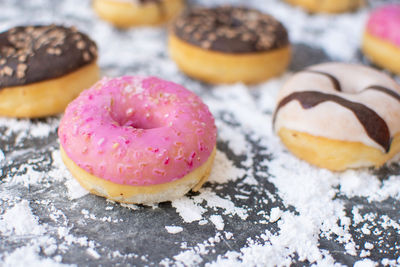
60, 146, 216, 204
278, 127, 400, 171
92, 0, 184, 27
169, 33, 291, 84
285, 0, 364, 13
362, 32, 400, 76
0, 63, 99, 118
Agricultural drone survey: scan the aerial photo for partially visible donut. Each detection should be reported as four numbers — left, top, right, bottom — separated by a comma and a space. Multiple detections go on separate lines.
92, 0, 185, 28
0, 25, 99, 118
285, 0, 364, 13
169, 6, 291, 84
58, 76, 217, 204
362, 4, 400, 75
273, 62, 400, 171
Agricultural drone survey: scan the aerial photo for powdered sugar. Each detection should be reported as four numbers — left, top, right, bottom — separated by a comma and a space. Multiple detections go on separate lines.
1, 0, 399, 266
165, 226, 184, 234
0, 200, 45, 236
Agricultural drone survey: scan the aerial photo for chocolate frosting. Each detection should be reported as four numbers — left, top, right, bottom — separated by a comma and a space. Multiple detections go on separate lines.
0, 25, 97, 89
173, 6, 289, 53
365, 85, 400, 102
304, 70, 342, 91
273, 91, 392, 152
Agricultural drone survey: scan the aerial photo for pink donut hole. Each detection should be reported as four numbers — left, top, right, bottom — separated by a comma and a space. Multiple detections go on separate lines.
109, 96, 166, 130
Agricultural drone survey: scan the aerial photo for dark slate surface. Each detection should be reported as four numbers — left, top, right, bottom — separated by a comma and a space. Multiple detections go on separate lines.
1, 0, 400, 266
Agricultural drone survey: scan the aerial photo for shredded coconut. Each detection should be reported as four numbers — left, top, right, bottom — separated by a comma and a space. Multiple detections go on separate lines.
165, 226, 184, 234
209, 215, 224, 231
0, 200, 45, 236
0, 0, 399, 266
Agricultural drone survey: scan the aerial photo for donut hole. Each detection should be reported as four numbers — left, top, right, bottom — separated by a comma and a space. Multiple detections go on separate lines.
109, 104, 165, 130
111, 112, 164, 130
119, 117, 163, 130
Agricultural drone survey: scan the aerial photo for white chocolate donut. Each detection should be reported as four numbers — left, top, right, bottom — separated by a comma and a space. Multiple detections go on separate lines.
273, 62, 400, 171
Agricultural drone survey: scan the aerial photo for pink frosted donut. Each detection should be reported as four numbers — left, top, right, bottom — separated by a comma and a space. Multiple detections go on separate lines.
366, 4, 400, 47
58, 76, 217, 204
363, 4, 400, 75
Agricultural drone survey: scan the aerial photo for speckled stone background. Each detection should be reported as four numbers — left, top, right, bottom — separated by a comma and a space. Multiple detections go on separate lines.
1, 0, 400, 266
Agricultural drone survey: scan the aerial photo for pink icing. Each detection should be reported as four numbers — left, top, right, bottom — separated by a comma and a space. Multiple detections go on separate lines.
366, 4, 400, 47
58, 76, 217, 186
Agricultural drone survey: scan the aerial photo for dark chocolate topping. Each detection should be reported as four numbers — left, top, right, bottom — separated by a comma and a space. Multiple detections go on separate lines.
173, 6, 289, 53
365, 85, 400, 102
304, 70, 342, 91
273, 91, 392, 152
0, 24, 97, 89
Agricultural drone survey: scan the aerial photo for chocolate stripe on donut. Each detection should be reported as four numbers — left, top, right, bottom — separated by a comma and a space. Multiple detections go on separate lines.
304, 70, 342, 91
273, 91, 391, 152
364, 85, 400, 102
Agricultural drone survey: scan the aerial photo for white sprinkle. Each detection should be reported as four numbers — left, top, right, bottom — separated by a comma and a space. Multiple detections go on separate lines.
165, 226, 183, 234
364, 242, 374, 250
269, 207, 282, 223
209, 215, 224, 231
354, 259, 378, 267
86, 248, 101, 259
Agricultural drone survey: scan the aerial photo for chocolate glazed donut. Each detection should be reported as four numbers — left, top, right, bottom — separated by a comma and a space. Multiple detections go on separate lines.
169, 6, 291, 84
0, 25, 97, 88
273, 62, 400, 171
0, 24, 99, 118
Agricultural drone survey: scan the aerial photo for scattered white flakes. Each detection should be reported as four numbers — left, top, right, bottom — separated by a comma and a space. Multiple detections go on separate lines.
173, 250, 203, 267
207, 150, 245, 184
364, 242, 374, 250
209, 215, 224, 231
216, 122, 248, 155
165, 226, 183, 234
64, 176, 89, 200
339, 171, 400, 202
224, 232, 233, 240
269, 207, 282, 223
2, 244, 71, 267
352, 207, 364, 225
381, 258, 398, 266
360, 250, 371, 258
86, 248, 101, 259
0, 117, 59, 139
354, 259, 378, 267
0, 149, 5, 164
43, 244, 58, 256
119, 203, 141, 210
344, 242, 357, 256
5, 165, 45, 186
361, 224, 372, 235
171, 197, 206, 223
195, 189, 248, 220
0, 200, 45, 236
198, 219, 208, 226
0, 0, 398, 266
